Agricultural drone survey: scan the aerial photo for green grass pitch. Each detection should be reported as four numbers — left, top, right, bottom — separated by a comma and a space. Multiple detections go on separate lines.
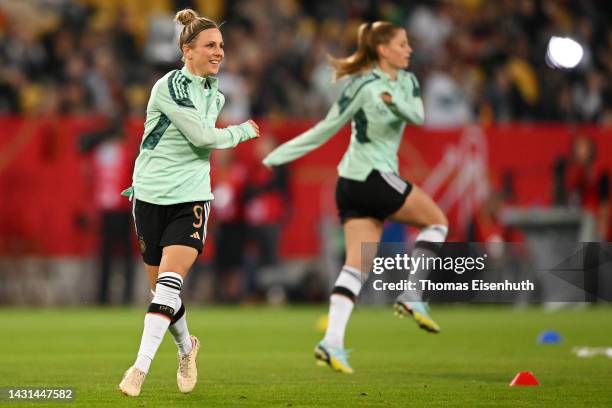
1, 306, 611, 407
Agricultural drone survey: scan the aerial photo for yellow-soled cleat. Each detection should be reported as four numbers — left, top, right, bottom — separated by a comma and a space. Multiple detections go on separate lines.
394, 301, 440, 333
314, 341, 354, 374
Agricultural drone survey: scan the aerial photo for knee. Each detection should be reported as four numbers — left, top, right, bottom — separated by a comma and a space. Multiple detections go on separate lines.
417, 207, 447, 230
345, 251, 377, 274
344, 247, 361, 270
159, 258, 191, 276
344, 258, 359, 270
424, 206, 448, 228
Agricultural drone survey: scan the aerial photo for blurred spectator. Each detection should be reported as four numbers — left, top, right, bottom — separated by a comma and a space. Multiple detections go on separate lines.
0, 68, 22, 113
73, 35, 134, 303
553, 83, 578, 122
0, 0, 609, 122
211, 149, 249, 302
85, 48, 125, 116
554, 134, 610, 239
468, 190, 524, 245
423, 57, 473, 128
406, 2, 453, 66
484, 66, 512, 123
218, 58, 252, 123
244, 136, 290, 295
80, 123, 135, 305
505, 35, 539, 120
144, 13, 182, 66
572, 70, 605, 123
60, 55, 91, 113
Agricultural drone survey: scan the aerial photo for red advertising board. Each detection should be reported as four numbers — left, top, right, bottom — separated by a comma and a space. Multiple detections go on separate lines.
1, 117, 610, 257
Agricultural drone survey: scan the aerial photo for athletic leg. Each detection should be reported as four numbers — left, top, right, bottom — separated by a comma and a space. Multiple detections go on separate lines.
133, 246, 197, 373
120, 246, 199, 396
390, 185, 448, 333
316, 217, 383, 374
390, 185, 448, 228
144, 263, 192, 354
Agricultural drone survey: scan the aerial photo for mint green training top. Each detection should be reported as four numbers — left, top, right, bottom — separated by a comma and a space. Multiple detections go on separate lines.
124, 66, 257, 205
263, 67, 424, 181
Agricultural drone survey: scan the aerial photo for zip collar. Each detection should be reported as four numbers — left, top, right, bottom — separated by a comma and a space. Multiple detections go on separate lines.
372, 65, 406, 83
181, 66, 219, 89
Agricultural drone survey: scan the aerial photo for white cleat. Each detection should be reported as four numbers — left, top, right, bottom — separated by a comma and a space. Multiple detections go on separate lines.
177, 335, 200, 393
118, 366, 146, 397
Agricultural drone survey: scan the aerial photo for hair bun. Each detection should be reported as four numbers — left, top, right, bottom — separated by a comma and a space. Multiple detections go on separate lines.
175, 9, 198, 25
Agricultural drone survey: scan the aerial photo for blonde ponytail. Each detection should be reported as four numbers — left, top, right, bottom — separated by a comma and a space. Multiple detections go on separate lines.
329, 21, 401, 81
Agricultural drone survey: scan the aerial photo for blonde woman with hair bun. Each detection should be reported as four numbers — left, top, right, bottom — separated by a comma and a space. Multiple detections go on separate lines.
118, 8, 260, 397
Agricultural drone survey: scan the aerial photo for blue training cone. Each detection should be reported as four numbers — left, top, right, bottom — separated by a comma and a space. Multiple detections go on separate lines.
538, 330, 562, 344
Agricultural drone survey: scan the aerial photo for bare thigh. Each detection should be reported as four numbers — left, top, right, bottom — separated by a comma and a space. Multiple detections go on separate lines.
145, 245, 199, 292
343, 217, 384, 272
390, 185, 448, 228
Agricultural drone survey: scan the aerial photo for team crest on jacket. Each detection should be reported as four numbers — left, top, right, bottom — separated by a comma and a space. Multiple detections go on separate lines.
376, 103, 389, 115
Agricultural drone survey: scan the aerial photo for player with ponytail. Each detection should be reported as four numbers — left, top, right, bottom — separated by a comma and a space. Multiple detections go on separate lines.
264, 21, 448, 374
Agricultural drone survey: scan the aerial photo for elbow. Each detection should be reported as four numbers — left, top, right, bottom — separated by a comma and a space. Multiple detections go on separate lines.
190, 138, 210, 148
191, 129, 221, 148
190, 136, 215, 149
413, 107, 425, 125
411, 101, 425, 125
406, 112, 424, 126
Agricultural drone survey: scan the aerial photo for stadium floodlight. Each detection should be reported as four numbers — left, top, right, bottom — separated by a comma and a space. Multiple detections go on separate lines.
545, 36, 584, 69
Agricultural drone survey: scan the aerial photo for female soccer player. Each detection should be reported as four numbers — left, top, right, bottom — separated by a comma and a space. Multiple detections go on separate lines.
263, 22, 448, 374
118, 9, 259, 396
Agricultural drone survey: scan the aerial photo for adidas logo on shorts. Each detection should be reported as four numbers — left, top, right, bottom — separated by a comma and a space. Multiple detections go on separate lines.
190, 231, 201, 240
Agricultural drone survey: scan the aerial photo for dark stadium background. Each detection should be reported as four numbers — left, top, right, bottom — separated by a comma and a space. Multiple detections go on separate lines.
0, 0, 610, 305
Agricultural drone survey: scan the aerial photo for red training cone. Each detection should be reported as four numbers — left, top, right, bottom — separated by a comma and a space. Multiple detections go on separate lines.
509, 371, 540, 386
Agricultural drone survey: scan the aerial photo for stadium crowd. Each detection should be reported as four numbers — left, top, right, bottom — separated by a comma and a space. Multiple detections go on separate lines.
0, 0, 610, 125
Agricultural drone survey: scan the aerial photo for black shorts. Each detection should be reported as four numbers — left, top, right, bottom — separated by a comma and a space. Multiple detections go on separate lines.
335, 170, 413, 222
133, 199, 211, 266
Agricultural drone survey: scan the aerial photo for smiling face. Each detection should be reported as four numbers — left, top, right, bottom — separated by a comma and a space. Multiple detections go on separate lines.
183, 28, 224, 76
378, 28, 412, 70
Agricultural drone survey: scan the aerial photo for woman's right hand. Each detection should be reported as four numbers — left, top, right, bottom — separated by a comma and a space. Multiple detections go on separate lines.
247, 119, 260, 138
380, 92, 393, 105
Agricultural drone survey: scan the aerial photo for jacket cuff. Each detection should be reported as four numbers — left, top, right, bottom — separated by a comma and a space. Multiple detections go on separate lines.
239, 121, 258, 141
